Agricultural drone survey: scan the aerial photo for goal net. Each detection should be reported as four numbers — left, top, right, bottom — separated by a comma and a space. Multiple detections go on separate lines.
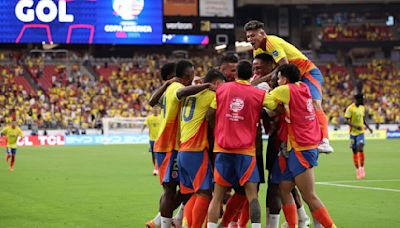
102, 117, 146, 135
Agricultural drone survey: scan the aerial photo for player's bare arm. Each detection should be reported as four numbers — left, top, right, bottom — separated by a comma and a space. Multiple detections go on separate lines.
176, 83, 214, 100
148, 77, 181, 107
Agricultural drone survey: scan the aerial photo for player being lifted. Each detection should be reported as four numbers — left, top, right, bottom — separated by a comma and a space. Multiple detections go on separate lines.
141, 107, 161, 176
345, 94, 373, 179
244, 20, 333, 154
1, 120, 24, 171
177, 69, 225, 228
263, 64, 335, 228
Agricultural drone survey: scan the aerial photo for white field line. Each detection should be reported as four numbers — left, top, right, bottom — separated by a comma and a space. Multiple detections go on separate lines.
317, 179, 400, 184
316, 182, 400, 193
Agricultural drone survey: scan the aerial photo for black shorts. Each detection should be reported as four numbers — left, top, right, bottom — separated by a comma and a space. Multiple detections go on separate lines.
265, 131, 280, 172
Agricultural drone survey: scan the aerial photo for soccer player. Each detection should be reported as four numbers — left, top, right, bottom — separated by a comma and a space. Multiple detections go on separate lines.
207, 60, 269, 228
244, 20, 333, 154
141, 107, 161, 176
344, 94, 373, 179
253, 55, 310, 228
177, 69, 225, 228
1, 121, 24, 171
219, 54, 239, 82
149, 62, 178, 107
263, 64, 335, 228
149, 60, 195, 228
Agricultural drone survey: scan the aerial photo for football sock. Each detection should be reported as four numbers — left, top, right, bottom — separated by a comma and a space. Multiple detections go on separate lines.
207, 222, 218, 228
10, 155, 15, 168
359, 152, 365, 166
312, 207, 335, 228
238, 199, 249, 227
353, 153, 359, 168
192, 195, 211, 228
222, 193, 247, 226
183, 195, 196, 227
297, 205, 309, 221
316, 109, 329, 139
161, 217, 172, 228
267, 214, 280, 228
282, 203, 297, 228
153, 212, 161, 226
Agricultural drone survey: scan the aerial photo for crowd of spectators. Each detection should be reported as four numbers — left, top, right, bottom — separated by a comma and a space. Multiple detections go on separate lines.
0, 52, 399, 131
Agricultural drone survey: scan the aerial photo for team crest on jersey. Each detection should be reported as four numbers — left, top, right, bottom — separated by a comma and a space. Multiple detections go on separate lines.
113, 0, 144, 20
306, 98, 313, 113
272, 50, 279, 57
230, 98, 244, 112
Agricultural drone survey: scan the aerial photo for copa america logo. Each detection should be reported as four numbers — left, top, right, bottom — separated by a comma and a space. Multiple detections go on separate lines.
113, 0, 144, 20
230, 98, 244, 113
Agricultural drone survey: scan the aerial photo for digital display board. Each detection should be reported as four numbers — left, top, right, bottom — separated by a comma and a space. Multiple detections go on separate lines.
0, 0, 162, 44
162, 34, 209, 45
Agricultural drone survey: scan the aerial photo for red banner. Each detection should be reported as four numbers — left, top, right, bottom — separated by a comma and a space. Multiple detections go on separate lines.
0, 136, 65, 147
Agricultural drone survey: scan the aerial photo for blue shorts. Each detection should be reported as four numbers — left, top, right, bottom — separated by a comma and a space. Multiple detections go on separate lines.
301, 68, 324, 100
6, 148, 17, 154
177, 150, 213, 194
214, 153, 260, 187
350, 133, 365, 150
282, 148, 319, 182
148, 140, 155, 153
154, 151, 179, 184
270, 155, 286, 184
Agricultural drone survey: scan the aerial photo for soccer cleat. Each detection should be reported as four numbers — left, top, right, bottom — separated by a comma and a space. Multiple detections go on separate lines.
360, 167, 365, 179
152, 169, 158, 176
356, 168, 362, 179
9, 167, 14, 172
145, 220, 160, 228
227, 221, 238, 228
318, 138, 334, 154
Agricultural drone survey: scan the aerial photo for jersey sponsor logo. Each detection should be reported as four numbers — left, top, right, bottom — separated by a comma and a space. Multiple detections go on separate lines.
272, 50, 279, 57
229, 97, 244, 112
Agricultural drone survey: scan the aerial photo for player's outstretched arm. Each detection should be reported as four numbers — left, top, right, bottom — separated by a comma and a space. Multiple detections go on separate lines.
148, 77, 180, 107
176, 83, 214, 100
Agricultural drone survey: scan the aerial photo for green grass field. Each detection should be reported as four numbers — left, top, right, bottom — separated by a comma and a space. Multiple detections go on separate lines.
1, 140, 400, 228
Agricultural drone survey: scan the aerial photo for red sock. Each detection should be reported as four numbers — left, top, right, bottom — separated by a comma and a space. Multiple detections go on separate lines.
222, 193, 247, 226
312, 207, 335, 228
192, 195, 211, 228
353, 153, 359, 168
10, 155, 15, 168
282, 203, 297, 228
183, 195, 197, 227
316, 109, 329, 139
238, 199, 249, 227
359, 152, 364, 167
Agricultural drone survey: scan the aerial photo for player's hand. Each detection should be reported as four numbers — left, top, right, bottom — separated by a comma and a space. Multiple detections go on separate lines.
369, 128, 373, 134
208, 83, 217, 91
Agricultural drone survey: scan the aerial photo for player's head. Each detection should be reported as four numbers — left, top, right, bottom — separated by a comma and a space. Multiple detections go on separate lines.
160, 62, 176, 81
253, 53, 275, 78
192, 76, 203, 85
276, 64, 300, 86
236, 60, 253, 81
354, 94, 364, 106
204, 69, 226, 87
244, 20, 266, 50
219, 54, 239, 82
176, 60, 194, 86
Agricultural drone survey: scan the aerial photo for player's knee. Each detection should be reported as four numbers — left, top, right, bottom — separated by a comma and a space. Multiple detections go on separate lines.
249, 199, 261, 223
300, 191, 318, 204
358, 144, 364, 152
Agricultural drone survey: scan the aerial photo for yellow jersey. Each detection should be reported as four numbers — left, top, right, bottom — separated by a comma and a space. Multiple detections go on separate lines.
345, 103, 365, 136
253, 35, 315, 76
264, 83, 318, 151
180, 90, 215, 152
1, 126, 24, 149
145, 114, 161, 141
154, 82, 184, 152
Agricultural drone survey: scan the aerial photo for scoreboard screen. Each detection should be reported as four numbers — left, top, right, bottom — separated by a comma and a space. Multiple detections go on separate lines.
0, 0, 162, 44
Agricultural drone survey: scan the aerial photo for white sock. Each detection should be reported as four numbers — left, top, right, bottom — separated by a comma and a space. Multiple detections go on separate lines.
297, 206, 309, 221
207, 222, 218, 228
252, 223, 262, 228
153, 212, 161, 226
175, 204, 184, 220
314, 218, 323, 228
267, 214, 280, 228
161, 216, 172, 228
